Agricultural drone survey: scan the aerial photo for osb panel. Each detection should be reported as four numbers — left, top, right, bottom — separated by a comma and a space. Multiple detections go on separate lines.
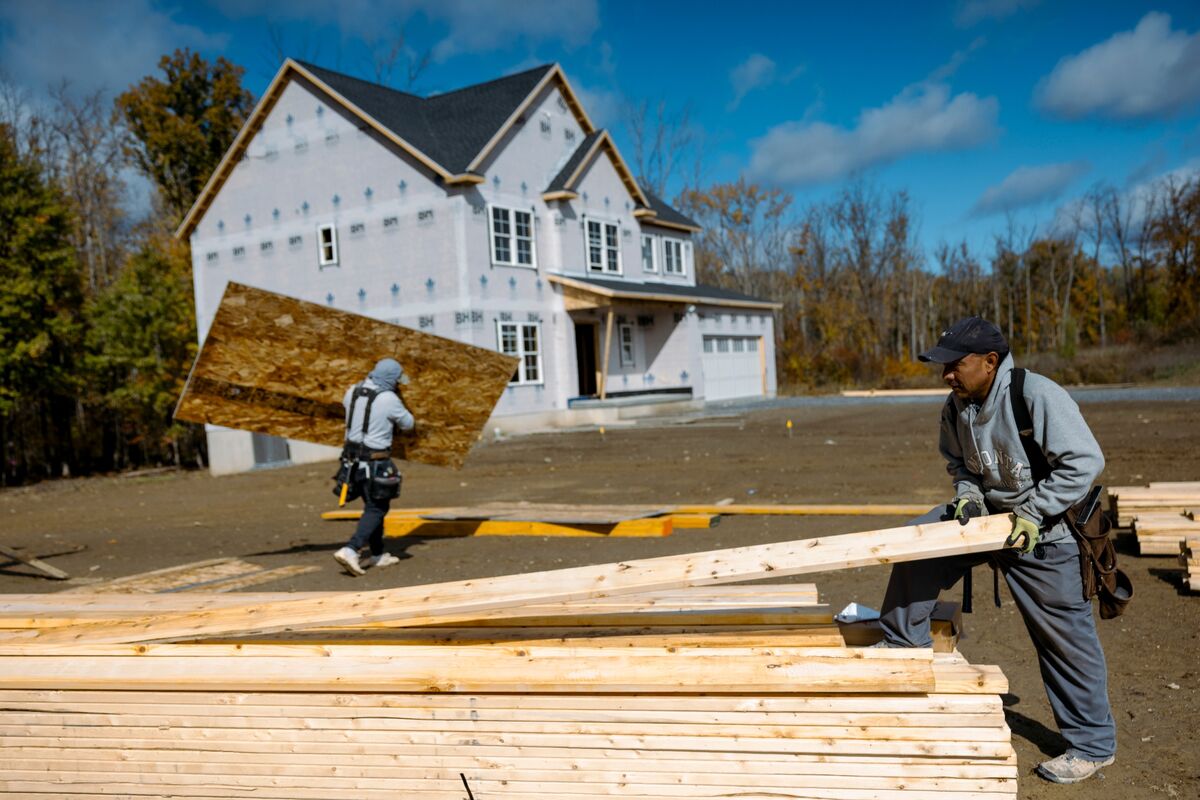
174, 283, 518, 469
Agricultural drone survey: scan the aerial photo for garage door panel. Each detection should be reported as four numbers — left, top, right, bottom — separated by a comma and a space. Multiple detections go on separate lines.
702, 336, 764, 401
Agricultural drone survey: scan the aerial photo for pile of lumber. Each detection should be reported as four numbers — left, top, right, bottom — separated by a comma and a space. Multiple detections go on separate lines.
1181, 539, 1200, 593
1130, 511, 1200, 555
1108, 481, 1200, 529
0, 517, 1018, 797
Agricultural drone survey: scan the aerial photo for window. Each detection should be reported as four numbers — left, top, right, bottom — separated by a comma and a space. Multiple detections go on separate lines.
663, 238, 685, 275
640, 234, 657, 272
587, 220, 621, 274
716, 338, 730, 353
318, 224, 338, 266
618, 324, 635, 366
703, 338, 714, 353
497, 322, 542, 385
489, 206, 536, 267
732, 338, 745, 353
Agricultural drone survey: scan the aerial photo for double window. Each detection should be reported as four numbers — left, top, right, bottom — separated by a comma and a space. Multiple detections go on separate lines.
498, 322, 542, 385
318, 224, 338, 267
490, 206, 536, 268
587, 220, 621, 274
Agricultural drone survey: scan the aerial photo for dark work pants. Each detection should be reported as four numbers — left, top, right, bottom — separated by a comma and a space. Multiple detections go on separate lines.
879, 506, 1116, 761
346, 477, 389, 557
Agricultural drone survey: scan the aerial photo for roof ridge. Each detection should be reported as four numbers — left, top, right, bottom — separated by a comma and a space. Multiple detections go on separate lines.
292, 59, 423, 101
422, 63, 556, 102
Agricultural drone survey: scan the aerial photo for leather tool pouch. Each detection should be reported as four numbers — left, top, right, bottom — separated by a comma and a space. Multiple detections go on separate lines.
331, 459, 362, 502
1065, 500, 1132, 619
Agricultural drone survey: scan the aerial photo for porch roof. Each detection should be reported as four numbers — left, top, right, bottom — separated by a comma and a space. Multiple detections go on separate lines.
548, 274, 782, 311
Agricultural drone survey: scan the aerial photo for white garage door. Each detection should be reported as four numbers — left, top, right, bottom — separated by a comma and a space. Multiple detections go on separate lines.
701, 335, 764, 401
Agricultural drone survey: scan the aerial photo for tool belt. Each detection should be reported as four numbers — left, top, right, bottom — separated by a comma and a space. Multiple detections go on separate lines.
341, 442, 391, 460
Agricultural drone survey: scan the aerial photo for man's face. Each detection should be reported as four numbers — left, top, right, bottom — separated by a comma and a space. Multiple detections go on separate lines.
942, 352, 999, 402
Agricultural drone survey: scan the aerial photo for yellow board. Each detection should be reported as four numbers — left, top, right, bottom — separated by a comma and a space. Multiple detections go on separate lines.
174, 283, 518, 469
383, 517, 674, 538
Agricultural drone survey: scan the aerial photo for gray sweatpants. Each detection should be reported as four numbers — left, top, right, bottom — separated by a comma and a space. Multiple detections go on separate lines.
879, 506, 1116, 760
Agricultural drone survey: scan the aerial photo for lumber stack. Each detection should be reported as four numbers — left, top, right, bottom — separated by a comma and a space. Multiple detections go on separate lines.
1181, 539, 1200, 593
1131, 511, 1200, 555
0, 591, 1014, 798
0, 518, 1018, 796
1108, 481, 1200, 529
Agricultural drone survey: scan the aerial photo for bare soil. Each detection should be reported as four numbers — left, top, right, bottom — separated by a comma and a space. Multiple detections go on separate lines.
3, 399, 1198, 799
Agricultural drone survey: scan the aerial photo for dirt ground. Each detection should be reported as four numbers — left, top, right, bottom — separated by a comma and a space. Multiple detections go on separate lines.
3, 398, 1198, 799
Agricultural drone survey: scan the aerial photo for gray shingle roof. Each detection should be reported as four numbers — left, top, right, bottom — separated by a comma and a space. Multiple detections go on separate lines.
546, 131, 603, 192
641, 188, 700, 229
563, 275, 777, 307
296, 61, 555, 174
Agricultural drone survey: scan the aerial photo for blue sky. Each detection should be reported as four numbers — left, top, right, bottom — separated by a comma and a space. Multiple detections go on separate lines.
3, 0, 1200, 262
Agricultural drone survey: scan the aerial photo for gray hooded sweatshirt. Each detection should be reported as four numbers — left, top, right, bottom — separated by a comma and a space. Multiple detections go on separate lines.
343, 359, 415, 451
939, 353, 1104, 544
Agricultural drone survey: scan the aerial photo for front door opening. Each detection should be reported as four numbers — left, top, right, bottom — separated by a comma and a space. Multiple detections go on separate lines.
574, 322, 597, 397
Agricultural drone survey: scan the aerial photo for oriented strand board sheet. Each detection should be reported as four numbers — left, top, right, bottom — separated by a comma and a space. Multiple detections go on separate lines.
174, 282, 518, 469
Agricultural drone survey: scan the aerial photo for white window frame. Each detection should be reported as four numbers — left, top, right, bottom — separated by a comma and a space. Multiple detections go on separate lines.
489, 205, 537, 268
618, 323, 635, 366
318, 224, 338, 267
663, 237, 685, 276
640, 233, 658, 273
497, 321, 543, 386
586, 219, 622, 275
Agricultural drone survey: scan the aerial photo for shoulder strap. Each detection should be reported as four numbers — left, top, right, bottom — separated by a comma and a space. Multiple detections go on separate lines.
1009, 368, 1052, 485
346, 384, 381, 441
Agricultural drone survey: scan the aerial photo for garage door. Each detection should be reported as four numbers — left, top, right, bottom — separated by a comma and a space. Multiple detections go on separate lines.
701, 335, 764, 401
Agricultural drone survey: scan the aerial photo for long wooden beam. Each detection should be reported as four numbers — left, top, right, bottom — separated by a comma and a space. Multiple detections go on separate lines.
27, 516, 1012, 644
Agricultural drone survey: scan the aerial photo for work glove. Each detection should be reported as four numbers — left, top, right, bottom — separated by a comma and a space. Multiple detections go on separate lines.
953, 497, 983, 526
1006, 515, 1041, 554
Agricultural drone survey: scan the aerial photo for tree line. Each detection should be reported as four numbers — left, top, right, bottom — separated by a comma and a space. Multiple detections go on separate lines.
0, 51, 252, 485
678, 175, 1200, 389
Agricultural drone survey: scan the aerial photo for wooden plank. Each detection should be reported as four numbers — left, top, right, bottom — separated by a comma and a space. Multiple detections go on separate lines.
419, 503, 672, 524
27, 516, 1013, 644
677, 503, 932, 516
173, 282, 518, 469
0, 651, 939, 693
0, 543, 69, 580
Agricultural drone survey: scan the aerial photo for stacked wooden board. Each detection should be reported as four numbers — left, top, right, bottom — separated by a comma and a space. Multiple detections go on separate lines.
1181, 539, 1200, 593
1130, 511, 1200, 555
1108, 481, 1200, 529
0, 518, 1018, 797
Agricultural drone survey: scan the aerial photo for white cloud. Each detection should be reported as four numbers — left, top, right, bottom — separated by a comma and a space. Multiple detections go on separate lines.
972, 161, 1090, 217
573, 82, 623, 129
1036, 12, 1200, 121
0, 0, 224, 97
955, 0, 1040, 28
211, 0, 598, 62
729, 54, 776, 111
746, 82, 999, 186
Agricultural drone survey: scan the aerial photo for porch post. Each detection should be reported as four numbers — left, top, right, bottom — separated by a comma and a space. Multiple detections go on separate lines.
600, 306, 614, 400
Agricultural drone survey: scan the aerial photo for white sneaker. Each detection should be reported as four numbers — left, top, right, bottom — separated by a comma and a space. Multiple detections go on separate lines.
333, 546, 365, 576
1036, 752, 1115, 784
363, 552, 401, 569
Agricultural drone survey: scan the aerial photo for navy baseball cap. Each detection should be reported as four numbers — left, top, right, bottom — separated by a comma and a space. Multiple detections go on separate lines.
918, 316, 1009, 363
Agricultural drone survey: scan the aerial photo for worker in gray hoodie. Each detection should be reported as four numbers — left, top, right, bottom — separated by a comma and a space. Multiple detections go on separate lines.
332, 358, 415, 577
876, 316, 1115, 785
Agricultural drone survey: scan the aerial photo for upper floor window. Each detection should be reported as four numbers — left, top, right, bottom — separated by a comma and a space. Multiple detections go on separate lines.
640, 234, 657, 273
318, 224, 338, 267
663, 238, 685, 276
498, 321, 542, 385
587, 220, 621, 274
490, 206, 536, 268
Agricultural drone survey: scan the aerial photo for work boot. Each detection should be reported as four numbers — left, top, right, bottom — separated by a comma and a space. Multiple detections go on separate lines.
1036, 752, 1115, 784
363, 552, 401, 569
333, 546, 365, 576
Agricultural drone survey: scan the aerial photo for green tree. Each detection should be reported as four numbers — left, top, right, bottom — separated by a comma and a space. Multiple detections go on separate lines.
116, 49, 254, 222
0, 125, 84, 481
86, 234, 199, 468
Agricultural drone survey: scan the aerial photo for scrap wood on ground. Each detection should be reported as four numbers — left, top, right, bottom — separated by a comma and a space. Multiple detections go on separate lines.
0, 517, 1015, 797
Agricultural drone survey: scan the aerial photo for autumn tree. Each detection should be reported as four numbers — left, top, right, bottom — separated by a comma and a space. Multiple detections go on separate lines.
116, 49, 254, 222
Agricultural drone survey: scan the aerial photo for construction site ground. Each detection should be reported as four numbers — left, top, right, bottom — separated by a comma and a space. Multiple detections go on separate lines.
3, 396, 1198, 800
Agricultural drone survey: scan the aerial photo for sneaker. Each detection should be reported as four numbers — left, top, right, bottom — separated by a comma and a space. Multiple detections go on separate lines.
333, 546, 365, 577
1036, 752, 1115, 784
867, 639, 905, 648
363, 552, 401, 569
